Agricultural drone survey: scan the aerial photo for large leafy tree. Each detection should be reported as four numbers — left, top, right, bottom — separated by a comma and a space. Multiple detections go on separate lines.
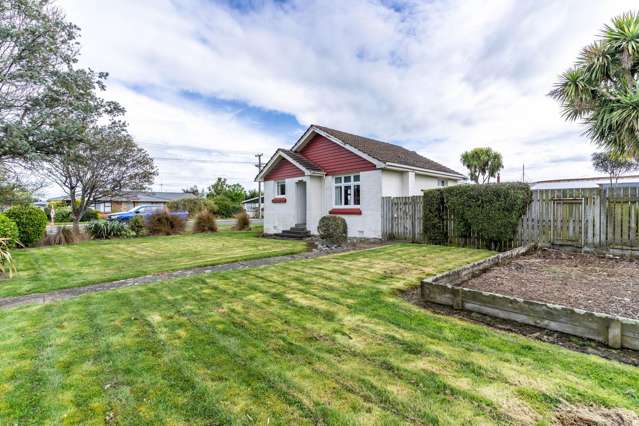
460, 147, 503, 184
592, 151, 638, 185
38, 121, 157, 232
0, 0, 80, 160
550, 12, 639, 155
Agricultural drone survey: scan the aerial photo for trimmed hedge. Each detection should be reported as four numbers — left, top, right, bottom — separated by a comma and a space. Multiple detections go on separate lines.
3, 205, 48, 247
318, 215, 347, 245
0, 214, 19, 248
423, 183, 532, 250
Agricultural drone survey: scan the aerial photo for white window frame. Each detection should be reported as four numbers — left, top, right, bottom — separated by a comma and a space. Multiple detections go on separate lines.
334, 174, 361, 207
438, 179, 448, 187
275, 180, 286, 196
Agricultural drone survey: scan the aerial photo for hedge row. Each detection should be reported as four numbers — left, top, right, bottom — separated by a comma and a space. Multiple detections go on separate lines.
423, 183, 532, 250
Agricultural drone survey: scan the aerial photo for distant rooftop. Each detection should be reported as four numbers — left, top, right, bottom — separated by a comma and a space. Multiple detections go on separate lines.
48, 191, 197, 203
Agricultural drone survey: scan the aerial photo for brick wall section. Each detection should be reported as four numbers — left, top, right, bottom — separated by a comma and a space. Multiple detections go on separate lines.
300, 134, 376, 176
264, 158, 305, 181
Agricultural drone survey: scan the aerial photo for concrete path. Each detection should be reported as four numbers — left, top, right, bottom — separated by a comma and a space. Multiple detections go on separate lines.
0, 246, 351, 310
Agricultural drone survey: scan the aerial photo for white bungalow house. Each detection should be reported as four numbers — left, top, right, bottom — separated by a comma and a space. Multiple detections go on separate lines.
256, 125, 465, 239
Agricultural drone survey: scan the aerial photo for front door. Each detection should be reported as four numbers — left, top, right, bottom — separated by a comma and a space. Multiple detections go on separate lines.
296, 180, 307, 225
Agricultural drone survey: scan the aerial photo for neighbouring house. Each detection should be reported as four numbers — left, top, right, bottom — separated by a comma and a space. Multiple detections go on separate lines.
532, 175, 639, 190
241, 196, 264, 218
47, 191, 198, 213
256, 125, 465, 239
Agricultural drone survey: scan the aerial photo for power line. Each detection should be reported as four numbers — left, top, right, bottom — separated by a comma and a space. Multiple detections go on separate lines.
153, 157, 255, 164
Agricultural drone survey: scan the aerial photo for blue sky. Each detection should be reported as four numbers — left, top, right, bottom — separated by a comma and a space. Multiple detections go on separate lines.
55, 0, 637, 193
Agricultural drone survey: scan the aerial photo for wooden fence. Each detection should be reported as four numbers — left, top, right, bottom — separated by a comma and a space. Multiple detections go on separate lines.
382, 185, 639, 253
381, 196, 424, 242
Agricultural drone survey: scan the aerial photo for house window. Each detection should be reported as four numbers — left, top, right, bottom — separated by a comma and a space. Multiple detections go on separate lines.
438, 179, 448, 187
276, 180, 286, 196
334, 174, 360, 206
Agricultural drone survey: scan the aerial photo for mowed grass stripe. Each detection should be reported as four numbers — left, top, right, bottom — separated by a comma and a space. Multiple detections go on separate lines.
3, 230, 307, 298
1, 244, 638, 424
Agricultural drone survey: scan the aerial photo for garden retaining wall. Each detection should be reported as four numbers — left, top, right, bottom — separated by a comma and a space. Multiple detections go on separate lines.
420, 246, 639, 350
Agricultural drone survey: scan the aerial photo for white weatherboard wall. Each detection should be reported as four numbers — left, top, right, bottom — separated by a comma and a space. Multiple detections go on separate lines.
264, 178, 300, 233
264, 168, 462, 238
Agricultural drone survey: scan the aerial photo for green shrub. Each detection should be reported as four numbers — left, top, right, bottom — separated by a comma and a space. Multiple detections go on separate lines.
0, 214, 19, 248
233, 211, 250, 231
318, 215, 348, 245
193, 209, 217, 233
3, 205, 48, 247
209, 195, 241, 218
45, 205, 99, 223
128, 215, 146, 237
423, 183, 532, 250
166, 198, 217, 218
146, 211, 185, 235
86, 220, 133, 240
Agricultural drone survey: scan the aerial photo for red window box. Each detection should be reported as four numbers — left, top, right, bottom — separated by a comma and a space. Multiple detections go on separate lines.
272, 197, 287, 203
329, 208, 362, 215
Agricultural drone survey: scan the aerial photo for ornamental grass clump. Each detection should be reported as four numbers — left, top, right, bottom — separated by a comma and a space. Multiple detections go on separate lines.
318, 215, 347, 245
193, 209, 217, 233
233, 211, 250, 231
0, 238, 16, 279
146, 211, 186, 235
128, 215, 146, 237
86, 220, 133, 240
39, 227, 87, 246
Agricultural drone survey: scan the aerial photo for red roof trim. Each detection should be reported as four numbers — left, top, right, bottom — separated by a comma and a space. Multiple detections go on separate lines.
329, 208, 362, 215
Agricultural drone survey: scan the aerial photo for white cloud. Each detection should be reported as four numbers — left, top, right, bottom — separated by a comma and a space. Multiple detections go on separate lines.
56, 0, 638, 192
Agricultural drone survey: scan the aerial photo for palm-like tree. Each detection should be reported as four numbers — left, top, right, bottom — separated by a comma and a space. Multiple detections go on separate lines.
550, 12, 639, 156
460, 147, 503, 184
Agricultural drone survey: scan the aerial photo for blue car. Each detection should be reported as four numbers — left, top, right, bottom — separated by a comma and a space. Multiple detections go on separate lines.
107, 205, 188, 222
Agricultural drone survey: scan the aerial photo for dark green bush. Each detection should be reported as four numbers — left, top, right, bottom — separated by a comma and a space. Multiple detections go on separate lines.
318, 215, 348, 245
86, 220, 133, 240
0, 214, 19, 248
209, 195, 241, 218
166, 198, 217, 217
146, 211, 186, 235
4, 205, 48, 247
233, 211, 250, 231
128, 215, 146, 236
193, 209, 217, 233
423, 183, 532, 250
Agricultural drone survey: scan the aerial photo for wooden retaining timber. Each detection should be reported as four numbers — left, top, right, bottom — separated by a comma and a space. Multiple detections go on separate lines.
420, 246, 639, 350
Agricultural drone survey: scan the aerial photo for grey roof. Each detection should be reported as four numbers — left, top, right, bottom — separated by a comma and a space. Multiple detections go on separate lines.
48, 191, 197, 203
280, 149, 323, 172
312, 125, 463, 176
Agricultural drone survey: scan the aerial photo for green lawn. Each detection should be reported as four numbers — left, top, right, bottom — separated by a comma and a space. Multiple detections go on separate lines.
2, 229, 307, 298
1, 244, 637, 425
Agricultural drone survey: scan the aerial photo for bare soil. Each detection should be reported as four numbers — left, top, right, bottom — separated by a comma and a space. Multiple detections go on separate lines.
460, 248, 639, 320
554, 405, 639, 425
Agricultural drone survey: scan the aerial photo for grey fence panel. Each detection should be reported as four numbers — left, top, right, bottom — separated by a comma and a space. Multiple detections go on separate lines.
382, 185, 639, 254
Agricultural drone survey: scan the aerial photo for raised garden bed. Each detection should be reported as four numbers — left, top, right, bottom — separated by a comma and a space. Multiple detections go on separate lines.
421, 246, 639, 350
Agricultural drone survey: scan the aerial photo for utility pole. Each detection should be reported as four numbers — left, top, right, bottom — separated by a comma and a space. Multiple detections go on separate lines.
255, 153, 263, 219
522, 163, 525, 182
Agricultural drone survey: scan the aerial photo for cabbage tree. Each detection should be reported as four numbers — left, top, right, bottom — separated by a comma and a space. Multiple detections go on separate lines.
551, 12, 639, 155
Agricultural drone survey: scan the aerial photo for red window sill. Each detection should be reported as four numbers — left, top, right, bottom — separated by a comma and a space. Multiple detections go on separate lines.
272, 197, 287, 203
329, 208, 362, 215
